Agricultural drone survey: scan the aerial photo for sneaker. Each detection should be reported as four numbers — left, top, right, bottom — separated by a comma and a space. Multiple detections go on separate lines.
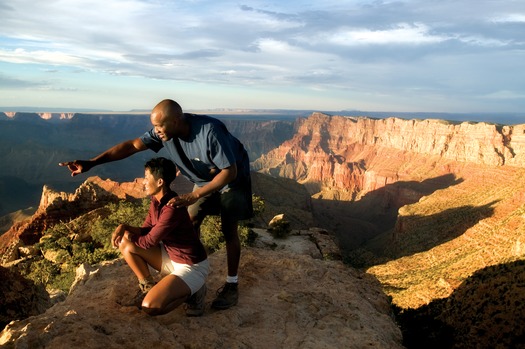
211, 282, 238, 310
132, 289, 147, 308
185, 284, 207, 317
139, 279, 156, 293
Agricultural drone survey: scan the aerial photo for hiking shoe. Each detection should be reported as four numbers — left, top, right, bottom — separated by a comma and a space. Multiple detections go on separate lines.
185, 284, 207, 317
132, 289, 147, 308
139, 280, 156, 293
211, 282, 238, 310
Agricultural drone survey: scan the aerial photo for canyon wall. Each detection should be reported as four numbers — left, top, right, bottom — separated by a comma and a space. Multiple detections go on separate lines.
253, 113, 525, 198
253, 113, 525, 250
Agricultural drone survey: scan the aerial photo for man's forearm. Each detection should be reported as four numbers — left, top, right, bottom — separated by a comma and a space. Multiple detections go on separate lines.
91, 139, 146, 165
194, 165, 237, 198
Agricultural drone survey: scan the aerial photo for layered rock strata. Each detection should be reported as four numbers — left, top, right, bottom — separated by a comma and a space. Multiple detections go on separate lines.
0, 177, 145, 262
253, 113, 525, 198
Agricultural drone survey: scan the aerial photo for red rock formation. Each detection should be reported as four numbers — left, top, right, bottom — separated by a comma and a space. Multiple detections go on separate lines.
253, 113, 525, 198
0, 177, 145, 258
38, 113, 75, 120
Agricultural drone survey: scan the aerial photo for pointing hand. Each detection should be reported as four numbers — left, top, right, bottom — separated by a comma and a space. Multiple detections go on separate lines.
58, 160, 92, 177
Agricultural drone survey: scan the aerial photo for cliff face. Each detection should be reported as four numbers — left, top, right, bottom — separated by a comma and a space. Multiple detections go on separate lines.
253, 113, 525, 197
222, 119, 295, 162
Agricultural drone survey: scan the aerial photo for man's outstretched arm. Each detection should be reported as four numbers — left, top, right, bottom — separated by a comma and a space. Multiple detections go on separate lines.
59, 137, 147, 177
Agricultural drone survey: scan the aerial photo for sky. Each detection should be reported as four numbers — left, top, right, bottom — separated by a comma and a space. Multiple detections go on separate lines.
0, 0, 524, 115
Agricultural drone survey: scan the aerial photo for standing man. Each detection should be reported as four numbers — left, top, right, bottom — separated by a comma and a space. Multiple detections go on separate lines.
60, 99, 253, 309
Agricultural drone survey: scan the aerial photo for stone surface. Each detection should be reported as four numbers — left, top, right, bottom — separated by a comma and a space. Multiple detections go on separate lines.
0, 247, 404, 349
0, 266, 50, 331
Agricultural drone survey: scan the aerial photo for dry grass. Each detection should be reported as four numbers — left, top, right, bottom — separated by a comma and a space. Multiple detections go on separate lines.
365, 165, 525, 309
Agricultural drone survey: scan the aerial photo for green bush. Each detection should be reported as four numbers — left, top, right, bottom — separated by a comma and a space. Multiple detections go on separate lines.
199, 194, 263, 253
91, 199, 149, 249
27, 199, 148, 293
199, 217, 258, 253
26, 258, 60, 286
51, 269, 76, 293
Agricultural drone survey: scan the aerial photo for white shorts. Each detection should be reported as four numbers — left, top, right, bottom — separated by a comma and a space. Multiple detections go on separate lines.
159, 244, 209, 295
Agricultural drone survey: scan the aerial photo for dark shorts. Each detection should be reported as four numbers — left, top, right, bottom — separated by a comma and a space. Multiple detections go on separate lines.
187, 176, 254, 233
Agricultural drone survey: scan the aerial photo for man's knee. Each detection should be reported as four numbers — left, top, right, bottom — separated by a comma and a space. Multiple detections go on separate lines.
221, 218, 239, 242
223, 228, 240, 244
118, 238, 137, 254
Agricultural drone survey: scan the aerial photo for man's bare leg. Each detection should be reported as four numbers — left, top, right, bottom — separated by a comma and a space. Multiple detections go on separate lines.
141, 275, 191, 316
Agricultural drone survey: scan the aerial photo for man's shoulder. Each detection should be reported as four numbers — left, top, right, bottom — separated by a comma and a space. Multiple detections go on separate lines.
186, 113, 227, 134
185, 113, 219, 123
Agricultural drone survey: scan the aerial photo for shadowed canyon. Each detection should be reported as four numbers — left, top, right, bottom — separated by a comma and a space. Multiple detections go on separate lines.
1, 111, 524, 348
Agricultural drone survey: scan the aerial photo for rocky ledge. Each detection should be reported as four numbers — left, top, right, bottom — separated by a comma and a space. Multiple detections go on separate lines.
0, 240, 403, 349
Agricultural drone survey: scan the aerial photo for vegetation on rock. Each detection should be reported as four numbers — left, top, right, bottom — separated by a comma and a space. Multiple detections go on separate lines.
21, 194, 265, 293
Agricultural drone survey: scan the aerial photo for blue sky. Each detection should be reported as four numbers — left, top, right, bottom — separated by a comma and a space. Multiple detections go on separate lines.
0, 0, 524, 115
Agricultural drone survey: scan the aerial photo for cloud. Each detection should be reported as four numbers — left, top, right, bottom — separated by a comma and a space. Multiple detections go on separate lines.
320, 23, 448, 45
484, 90, 525, 99
490, 13, 525, 23
0, 73, 46, 89
0, 48, 87, 66
0, 0, 524, 113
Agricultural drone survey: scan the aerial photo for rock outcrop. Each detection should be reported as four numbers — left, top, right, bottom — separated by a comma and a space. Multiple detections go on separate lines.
0, 172, 403, 349
0, 266, 51, 331
0, 177, 145, 262
0, 246, 404, 349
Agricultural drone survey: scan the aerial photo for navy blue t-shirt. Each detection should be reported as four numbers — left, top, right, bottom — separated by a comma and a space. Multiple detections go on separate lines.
140, 114, 250, 190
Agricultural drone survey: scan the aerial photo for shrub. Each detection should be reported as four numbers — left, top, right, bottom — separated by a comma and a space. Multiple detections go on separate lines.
28, 199, 148, 293
91, 199, 149, 249
26, 258, 60, 286
199, 194, 263, 253
199, 216, 258, 253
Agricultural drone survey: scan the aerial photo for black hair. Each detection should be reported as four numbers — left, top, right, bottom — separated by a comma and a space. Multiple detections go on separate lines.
144, 157, 177, 185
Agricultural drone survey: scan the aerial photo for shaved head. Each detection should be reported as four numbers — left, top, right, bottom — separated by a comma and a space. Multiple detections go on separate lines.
150, 99, 189, 140
152, 99, 183, 120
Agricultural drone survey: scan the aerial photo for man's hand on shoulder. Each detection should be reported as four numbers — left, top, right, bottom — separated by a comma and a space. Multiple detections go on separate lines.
168, 193, 199, 208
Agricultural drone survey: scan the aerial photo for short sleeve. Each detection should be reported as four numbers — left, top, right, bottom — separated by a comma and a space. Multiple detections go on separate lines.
207, 126, 236, 169
140, 129, 164, 153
